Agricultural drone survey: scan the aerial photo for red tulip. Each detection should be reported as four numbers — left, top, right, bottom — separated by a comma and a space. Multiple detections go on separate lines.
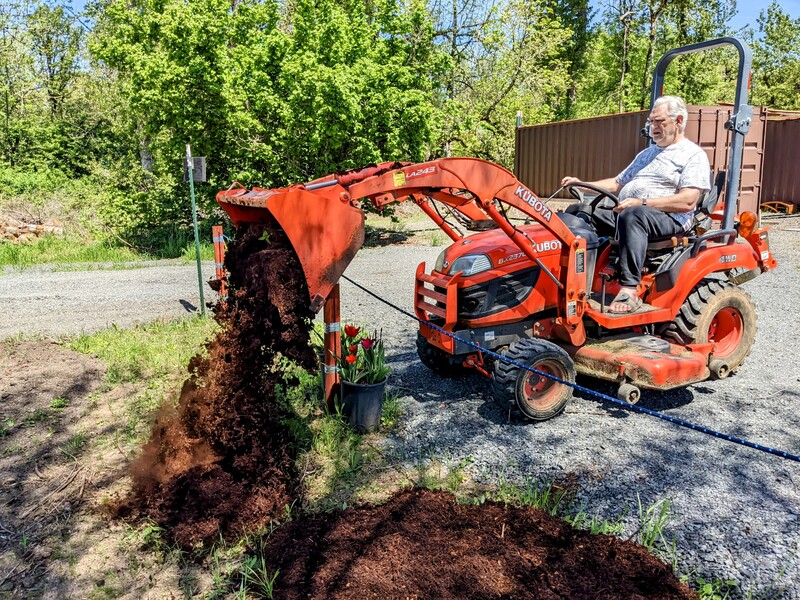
345, 354, 357, 364
344, 324, 360, 337
348, 345, 358, 353
361, 338, 375, 350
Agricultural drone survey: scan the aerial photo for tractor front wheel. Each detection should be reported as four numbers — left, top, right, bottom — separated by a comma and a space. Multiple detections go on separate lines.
493, 339, 575, 421
661, 280, 757, 375
416, 332, 467, 378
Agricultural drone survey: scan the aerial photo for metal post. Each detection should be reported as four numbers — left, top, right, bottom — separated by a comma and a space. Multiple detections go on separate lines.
323, 283, 341, 412
186, 144, 206, 316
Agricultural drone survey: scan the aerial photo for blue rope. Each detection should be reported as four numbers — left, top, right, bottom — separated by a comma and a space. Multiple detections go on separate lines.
341, 274, 800, 464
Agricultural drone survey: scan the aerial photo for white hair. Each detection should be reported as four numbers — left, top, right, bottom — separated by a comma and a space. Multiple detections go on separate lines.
653, 95, 688, 132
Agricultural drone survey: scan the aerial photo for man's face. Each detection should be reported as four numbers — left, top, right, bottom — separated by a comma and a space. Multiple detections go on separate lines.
648, 104, 681, 147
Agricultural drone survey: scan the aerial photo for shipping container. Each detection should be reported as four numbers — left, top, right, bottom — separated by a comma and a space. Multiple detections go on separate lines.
761, 112, 800, 210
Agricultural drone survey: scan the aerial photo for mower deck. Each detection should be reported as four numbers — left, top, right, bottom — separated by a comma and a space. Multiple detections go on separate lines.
565, 334, 712, 390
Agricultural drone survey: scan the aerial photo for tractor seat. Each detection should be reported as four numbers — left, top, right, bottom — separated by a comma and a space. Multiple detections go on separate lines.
645, 171, 730, 291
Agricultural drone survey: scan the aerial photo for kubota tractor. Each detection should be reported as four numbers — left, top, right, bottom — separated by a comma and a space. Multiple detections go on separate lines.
215, 37, 776, 420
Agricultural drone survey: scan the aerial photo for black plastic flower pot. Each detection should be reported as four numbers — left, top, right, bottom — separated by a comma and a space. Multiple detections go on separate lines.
341, 379, 386, 433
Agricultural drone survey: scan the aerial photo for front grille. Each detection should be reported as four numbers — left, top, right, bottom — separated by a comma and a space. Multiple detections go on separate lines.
456, 268, 539, 320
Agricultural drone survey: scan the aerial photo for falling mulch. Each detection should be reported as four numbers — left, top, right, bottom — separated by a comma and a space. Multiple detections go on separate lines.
260, 487, 697, 599
117, 219, 317, 547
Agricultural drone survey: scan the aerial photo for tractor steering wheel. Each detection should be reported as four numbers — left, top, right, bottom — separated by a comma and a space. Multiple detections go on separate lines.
567, 182, 620, 210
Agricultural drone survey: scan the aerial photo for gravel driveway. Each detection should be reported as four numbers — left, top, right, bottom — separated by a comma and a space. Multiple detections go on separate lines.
0, 261, 216, 339
1, 216, 798, 597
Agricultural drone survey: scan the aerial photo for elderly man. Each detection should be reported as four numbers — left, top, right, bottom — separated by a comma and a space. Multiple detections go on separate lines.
561, 95, 711, 314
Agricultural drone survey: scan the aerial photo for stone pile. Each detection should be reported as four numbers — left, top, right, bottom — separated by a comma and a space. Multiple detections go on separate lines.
1, 217, 63, 243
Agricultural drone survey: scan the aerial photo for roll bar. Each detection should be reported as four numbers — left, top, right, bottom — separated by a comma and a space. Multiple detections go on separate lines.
650, 37, 753, 231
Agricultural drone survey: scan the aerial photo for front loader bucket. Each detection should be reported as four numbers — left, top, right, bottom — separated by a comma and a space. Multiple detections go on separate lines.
216, 185, 365, 312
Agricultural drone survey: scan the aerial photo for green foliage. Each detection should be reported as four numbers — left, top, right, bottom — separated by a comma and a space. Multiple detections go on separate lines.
434, 0, 573, 165
636, 493, 672, 551
1, 0, 796, 253
60, 431, 88, 460
380, 392, 403, 429
686, 575, 738, 600
493, 475, 572, 515
571, 0, 740, 118
750, 2, 800, 109
567, 511, 625, 536
87, 0, 439, 237
50, 397, 70, 409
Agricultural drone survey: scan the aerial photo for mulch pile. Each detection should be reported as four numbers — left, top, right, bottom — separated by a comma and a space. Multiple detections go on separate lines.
117, 215, 696, 597
117, 220, 316, 546
260, 487, 697, 599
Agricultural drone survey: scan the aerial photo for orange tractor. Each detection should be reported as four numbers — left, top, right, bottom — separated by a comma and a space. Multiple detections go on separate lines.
215, 37, 776, 420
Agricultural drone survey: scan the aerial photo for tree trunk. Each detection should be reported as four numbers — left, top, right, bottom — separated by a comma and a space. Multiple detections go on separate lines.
619, 5, 632, 113
640, 0, 667, 108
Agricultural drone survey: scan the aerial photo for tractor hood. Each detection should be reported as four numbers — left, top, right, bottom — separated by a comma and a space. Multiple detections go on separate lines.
435, 224, 564, 276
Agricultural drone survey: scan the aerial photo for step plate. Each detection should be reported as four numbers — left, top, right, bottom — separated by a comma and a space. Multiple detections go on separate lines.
588, 297, 660, 316
568, 335, 710, 390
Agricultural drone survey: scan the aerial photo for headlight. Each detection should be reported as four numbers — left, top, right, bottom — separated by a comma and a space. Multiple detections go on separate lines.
449, 254, 492, 276
434, 248, 448, 272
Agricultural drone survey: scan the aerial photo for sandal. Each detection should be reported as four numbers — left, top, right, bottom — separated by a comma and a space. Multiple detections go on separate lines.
609, 290, 643, 314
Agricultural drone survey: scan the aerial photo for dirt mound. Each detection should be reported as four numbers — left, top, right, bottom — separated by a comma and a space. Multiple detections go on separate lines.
119, 220, 316, 546
260, 487, 697, 599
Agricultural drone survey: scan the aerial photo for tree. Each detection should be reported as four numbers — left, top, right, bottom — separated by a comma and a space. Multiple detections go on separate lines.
0, 1, 36, 165
88, 0, 440, 234
27, 4, 81, 118
442, 0, 572, 165
553, 0, 591, 120
571, 0, 738, 118
750, 1, 800, 109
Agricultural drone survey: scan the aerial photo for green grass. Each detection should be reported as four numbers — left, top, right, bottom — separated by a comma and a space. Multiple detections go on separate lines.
68, 316, 219, 444
179, 240, 215, 263
0, 235, 141, 269
428, 231, 445, 246
636, 494, 672, 552
68, 316, 218, 385
51, 397, 70, 409
239, 555, 279, 599
0, 218, 217, 273
380, 393, 403, 430
60, 432, 88, 460
0, 234, 216, 271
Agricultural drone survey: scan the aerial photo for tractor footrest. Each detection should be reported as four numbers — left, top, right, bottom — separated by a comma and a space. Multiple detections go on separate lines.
586, 297, 672, 328
587, 297, 659, 315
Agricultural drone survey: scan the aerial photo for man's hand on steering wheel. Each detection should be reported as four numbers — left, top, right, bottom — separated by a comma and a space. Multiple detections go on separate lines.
561, 179, 620, 209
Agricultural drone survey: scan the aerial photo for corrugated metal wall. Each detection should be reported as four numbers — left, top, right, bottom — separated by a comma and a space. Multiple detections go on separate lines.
761, 117, 800, 207
514, 105, 768, 215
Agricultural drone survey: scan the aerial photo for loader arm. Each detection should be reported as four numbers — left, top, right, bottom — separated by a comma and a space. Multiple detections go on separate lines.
216, 157, 589, 343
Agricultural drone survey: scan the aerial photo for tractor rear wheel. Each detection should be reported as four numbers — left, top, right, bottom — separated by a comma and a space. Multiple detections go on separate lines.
416, 332, 467, 378
660, 280, 757, 375
493, 339, 575, 421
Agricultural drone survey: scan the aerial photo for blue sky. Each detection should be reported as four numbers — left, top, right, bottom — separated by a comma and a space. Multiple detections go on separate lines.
718, 0, 800, 31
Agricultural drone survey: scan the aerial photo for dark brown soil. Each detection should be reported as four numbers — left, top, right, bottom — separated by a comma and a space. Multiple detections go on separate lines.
118, 219, 317, 546
260, 487, 697, 599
